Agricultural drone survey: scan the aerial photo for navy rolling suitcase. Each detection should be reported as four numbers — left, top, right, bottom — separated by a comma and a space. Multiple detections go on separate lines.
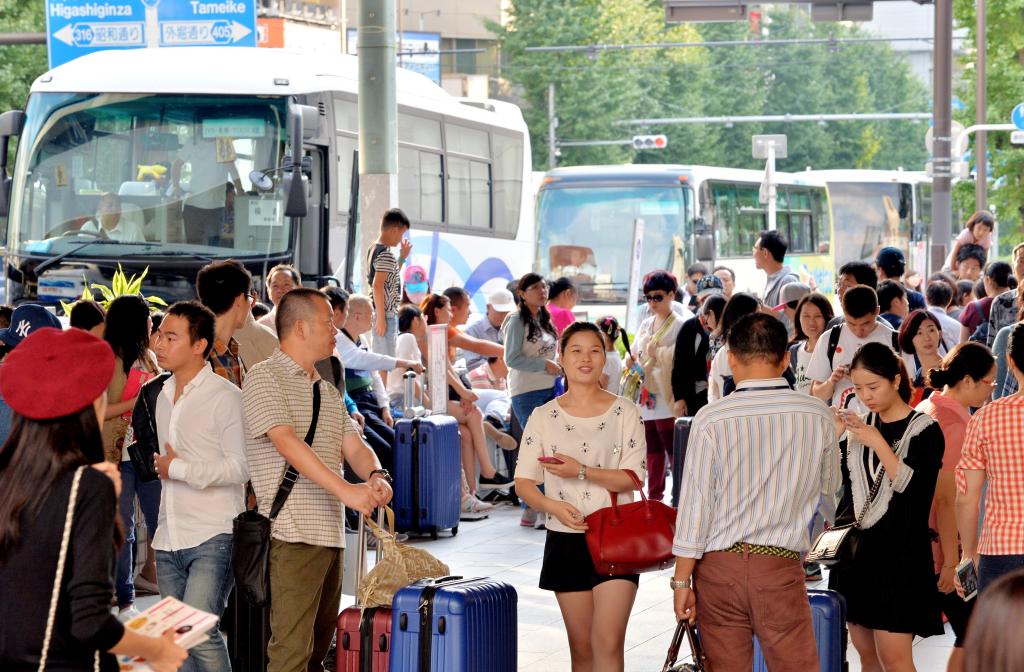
393, 415, 461, 538
670, 417, 693, 508
389, 576, 517, 672
752, 588, 848, 671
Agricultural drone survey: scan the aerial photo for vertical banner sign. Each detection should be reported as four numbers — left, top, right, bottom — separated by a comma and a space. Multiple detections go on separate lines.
625, 218, 645, 335
428, 324, 448, 415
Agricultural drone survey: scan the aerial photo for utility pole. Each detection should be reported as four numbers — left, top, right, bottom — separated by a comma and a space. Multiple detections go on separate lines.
976, 0, 988, 211
933, 0, 955, 258
547, 83, 558, 170
358, 0, 398, 288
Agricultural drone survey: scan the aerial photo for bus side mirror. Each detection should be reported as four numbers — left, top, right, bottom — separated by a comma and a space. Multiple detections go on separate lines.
695, 234, 714, 261
0, 110, 26, 219
285, 104, 318, 219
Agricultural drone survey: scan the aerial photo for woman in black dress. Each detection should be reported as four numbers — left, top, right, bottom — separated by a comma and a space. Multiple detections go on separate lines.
0, 327, 186, 671
829, 342, 945, 672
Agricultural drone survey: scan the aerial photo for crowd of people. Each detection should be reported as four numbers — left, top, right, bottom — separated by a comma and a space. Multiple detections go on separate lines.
2, 205, 1024, 672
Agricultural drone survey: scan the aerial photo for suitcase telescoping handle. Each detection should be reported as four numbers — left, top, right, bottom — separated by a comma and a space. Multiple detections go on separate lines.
403, 370, 416, 418
353, 506, 386, 605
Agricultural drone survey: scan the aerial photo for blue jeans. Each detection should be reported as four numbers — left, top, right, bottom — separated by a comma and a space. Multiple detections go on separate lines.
116, 460, 162, 606
511, 387, 554, 508
156, 534, 234, 672
510, 386, 555, 428
978, 553, 1024, 596
370, 312, 398, 357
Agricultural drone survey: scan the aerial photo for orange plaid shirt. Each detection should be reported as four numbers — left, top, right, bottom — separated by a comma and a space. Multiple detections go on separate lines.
957, 394, 1024, 555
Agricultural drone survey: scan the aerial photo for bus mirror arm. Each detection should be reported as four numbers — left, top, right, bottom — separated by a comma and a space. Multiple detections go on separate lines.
0, 110, 26, 219
284, 104, 310, 218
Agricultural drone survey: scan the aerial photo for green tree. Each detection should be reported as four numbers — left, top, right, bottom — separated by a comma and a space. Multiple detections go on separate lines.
0, 2, 47, 115
953, 0, 1024, 249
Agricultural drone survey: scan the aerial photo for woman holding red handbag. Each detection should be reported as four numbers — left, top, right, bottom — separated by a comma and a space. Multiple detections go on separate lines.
514, 321, 647, 672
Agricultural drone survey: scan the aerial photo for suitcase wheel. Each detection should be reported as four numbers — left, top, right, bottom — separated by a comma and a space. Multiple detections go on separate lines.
451, 525, 458, 537
430, 528, 439, 540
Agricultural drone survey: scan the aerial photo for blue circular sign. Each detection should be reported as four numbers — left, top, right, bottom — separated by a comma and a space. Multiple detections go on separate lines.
1012, 103, 1024, 131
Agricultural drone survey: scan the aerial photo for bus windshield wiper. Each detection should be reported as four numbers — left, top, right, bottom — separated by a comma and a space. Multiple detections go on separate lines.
31, 239, 156, 278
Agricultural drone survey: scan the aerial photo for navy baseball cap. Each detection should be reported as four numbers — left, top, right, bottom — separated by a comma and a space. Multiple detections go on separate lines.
0, 304, 63, 348
875, 246, 905, 267
696, 274, 724, 299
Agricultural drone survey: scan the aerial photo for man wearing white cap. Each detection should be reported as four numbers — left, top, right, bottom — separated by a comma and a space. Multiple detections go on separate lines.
461, 288, 517, 373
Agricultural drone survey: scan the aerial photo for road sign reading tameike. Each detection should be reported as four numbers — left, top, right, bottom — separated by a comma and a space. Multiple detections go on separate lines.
46, 0, 256, 68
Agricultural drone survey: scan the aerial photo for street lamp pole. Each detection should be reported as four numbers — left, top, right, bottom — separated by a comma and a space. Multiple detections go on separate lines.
976, 0, 988, 211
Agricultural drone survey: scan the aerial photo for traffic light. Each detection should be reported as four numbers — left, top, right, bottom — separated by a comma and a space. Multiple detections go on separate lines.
632, 134, 668, 150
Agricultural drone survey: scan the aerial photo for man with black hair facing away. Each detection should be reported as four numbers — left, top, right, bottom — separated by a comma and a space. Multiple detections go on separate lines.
753, 230, 800, 307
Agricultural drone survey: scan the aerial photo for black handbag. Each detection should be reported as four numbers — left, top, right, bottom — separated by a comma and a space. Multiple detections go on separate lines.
807, 464, 886, 568
232, 382, 321, 607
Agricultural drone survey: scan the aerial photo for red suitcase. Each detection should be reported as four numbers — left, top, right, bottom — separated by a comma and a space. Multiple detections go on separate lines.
336, 606, 392, 672
336, 511, 391, 672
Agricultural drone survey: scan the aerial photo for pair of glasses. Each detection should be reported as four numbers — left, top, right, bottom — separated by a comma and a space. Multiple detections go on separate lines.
644, 294, 666, 303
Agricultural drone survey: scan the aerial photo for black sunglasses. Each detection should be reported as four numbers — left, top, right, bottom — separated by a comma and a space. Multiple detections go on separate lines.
644, 294, 667, 303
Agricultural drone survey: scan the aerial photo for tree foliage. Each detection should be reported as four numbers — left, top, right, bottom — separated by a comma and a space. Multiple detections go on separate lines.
0, 2, 47, 115
953, 0, 1024, 247
495, 2, 930, 173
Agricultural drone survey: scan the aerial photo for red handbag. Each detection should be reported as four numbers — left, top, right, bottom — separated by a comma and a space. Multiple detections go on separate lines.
584, 469, 677, 575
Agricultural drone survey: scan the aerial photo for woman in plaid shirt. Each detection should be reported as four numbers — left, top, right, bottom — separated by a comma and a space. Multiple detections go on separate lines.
957, 322, 1024, 594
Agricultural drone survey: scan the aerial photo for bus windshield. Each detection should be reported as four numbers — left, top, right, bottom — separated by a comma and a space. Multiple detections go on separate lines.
828, 181, 912, 268
536, 185, 692, 304
12, 92, 290, 261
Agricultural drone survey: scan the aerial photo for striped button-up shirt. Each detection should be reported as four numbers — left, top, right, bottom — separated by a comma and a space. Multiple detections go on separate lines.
673, 377, 840, 559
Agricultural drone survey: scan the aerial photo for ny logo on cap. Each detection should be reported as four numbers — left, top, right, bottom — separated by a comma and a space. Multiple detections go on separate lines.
14, 320, 31, 338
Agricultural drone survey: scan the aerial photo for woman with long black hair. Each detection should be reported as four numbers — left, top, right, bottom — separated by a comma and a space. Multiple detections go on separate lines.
102, 294, 161, 616
829, 342, 946, 671
0, 328, 186, 671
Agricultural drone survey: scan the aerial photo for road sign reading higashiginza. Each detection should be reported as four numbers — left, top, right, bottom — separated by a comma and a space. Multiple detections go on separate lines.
45, 0, 256, 68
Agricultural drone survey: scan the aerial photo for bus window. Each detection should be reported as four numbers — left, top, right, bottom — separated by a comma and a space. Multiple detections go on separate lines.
491, 132, 523, 238
711, 182, 765, 258
398, 147, 443, 223
813, 189, 830, 253
447, 157, 490, 228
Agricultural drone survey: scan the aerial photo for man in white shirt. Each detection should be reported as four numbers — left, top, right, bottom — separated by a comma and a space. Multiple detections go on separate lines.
807, 285, 897, 412
461, 288, 516, 372
79, 192, 146, 242
151, 301, 250, 672
925, 280, 963, 348
258, 264, 302, 334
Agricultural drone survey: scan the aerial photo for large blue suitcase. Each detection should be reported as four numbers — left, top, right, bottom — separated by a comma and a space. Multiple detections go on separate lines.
389, 576, 517, 672
393, 415, 461, 538
752, 588, 847, 672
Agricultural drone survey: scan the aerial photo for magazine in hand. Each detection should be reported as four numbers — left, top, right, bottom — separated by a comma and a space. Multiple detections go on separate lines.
118, 597, 217, 670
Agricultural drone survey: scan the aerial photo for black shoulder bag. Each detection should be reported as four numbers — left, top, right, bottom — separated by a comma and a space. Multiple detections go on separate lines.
232, 381, 321, 607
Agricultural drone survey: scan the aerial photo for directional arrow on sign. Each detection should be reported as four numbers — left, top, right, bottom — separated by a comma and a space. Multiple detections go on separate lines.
53, 22, 145, 47
160, 19, 251, 46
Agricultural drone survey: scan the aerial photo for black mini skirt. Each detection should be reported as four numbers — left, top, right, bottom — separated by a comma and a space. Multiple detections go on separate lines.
539, 530, 640, 592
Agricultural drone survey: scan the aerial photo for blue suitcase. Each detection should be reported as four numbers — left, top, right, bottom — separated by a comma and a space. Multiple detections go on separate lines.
753, 589, 847, 672
389, 576, 517, 672
393, 415, 461, 538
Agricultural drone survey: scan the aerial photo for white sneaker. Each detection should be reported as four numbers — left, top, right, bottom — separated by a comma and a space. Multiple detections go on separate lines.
117, 605, 142, 623
460, 495, 495, 520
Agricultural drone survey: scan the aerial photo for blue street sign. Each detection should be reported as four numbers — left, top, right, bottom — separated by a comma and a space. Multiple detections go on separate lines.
46, 0, 257, 68
1012, 103, 1024, 131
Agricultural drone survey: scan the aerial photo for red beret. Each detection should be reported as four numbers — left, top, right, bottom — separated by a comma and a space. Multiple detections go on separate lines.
1, 327, 115, 420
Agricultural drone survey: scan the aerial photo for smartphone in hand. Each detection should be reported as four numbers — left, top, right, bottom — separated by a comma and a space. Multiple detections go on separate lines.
537, 456, 565, 465
956, 558, 979, 601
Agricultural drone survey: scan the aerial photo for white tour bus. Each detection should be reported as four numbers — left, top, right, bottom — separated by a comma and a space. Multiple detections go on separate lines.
0, 47, 533, 310
802, 169, 933, 278
535, 164, 833, 321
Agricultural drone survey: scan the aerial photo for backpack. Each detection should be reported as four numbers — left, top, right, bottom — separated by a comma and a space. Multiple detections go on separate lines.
825, 323, 900, 368
968, 300, 990, 344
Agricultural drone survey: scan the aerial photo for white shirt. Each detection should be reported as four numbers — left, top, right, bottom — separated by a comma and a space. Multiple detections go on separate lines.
336, 329, 399, 373
387, 332, 423, 404
152, 366, 249, 552
805, 322, 896, 411
602, 350, 623, 395
673, 378, 840, 558
515, 397, 647, 533
79, 217, 146, 242
257, 308, 277, 334
792, 342, 815, 395
927, 306, 963, 349
707, 345, 732, 403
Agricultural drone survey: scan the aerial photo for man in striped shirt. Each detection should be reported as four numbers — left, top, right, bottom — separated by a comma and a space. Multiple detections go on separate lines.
672, 312, 840, 672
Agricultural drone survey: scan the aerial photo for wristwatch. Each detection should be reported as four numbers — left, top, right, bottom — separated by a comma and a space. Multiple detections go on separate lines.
577, 464, 587, 481
669, 577, 692, 590
369, 468, 392, 485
